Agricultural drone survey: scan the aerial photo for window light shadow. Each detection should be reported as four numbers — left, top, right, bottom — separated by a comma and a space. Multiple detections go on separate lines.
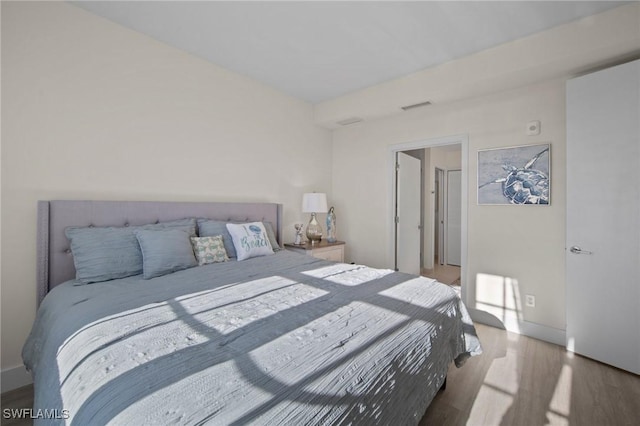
55, 259, 476, 424
445, 326, 571, 426
301, 263, 394, 286
475, 272, 523, 332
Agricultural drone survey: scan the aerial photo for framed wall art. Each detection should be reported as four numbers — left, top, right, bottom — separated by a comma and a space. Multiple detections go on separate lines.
477, 143, 550, 205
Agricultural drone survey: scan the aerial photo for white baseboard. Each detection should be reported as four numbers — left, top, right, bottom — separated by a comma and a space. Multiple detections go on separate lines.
516, 319, 566, 346
1, 365, 32, 393
469, 307, 566, 347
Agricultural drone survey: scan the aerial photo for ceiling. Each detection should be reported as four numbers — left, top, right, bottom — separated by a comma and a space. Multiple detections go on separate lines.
72, 1, 629, 104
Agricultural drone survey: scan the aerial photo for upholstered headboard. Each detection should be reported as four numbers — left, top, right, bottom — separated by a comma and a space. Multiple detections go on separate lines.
36, 200, 283, 306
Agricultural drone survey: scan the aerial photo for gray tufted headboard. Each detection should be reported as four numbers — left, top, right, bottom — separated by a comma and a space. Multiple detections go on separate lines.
36, 200, 283, 306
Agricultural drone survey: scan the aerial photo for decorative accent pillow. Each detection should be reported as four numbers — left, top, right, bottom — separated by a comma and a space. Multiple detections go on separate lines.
190, 235, 229, 266
198, 219, 280, 257
226, 222, 274, 261
134, 229, 197, 279
65, 218, 196, 283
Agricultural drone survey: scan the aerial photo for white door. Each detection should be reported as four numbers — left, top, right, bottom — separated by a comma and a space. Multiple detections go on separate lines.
396, 152, 421, 275
446, 169, 462, 266
566, 60, 640, 374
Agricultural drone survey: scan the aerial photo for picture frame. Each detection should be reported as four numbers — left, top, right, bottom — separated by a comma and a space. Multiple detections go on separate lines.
477, 143, 550, 205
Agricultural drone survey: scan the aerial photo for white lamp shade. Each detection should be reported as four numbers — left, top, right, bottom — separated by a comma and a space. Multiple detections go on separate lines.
302, 193, 328, 213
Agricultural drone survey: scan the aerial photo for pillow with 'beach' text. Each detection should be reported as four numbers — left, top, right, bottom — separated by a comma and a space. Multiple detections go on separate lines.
225, 222, 274, 261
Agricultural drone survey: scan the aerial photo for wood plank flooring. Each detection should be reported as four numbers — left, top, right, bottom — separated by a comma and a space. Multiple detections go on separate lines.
421, 323, 640, 425
422, 262, 461, 285
1, 385, 32, 426
2, 323, 638, 425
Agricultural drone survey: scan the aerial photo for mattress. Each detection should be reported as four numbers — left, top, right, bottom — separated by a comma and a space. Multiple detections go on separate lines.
23, 250, 481, 425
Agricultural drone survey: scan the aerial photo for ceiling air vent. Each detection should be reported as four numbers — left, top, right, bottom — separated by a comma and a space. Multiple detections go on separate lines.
401, 100, 432, 111
337, 117, 363, 126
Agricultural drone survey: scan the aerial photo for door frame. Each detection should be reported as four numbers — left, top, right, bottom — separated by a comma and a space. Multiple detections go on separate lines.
435, 167, 445, 266
445, 168, 462, 266
388, 134, 469, 303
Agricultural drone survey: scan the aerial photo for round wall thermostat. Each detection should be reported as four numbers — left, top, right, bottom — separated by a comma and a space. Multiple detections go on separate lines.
526, 120, 541, 135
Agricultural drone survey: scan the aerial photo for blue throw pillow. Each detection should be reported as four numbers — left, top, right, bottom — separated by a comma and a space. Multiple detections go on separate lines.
197, 219, 237, 258
66, 218, 196, 283
134, 229, 197, 279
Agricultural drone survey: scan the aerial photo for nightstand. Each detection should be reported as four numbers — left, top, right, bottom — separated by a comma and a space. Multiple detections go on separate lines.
284, 240, 345, 262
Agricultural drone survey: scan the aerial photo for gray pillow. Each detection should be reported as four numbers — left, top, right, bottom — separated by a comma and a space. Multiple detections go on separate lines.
197, 219, 237, 258
65, 218, 196, 283
263, 221, 281, 251
198, 219, 280, 258
135, 229, 197, 279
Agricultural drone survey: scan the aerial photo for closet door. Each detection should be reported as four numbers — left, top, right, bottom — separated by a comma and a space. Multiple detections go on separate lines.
566, 60, 639, 374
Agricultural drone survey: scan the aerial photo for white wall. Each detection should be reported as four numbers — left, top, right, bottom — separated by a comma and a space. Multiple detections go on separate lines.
0, 2, 332, 375
430, 146, 461, 172
325, 1, 638, 347
316, 3, 640, 128
332, 79, 566, 334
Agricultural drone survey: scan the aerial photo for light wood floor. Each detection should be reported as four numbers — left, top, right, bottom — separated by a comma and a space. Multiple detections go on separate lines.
2, 323, 638, 425
421, 323, 640, 425
422, 262, 461, 285
1, 385, 32, 426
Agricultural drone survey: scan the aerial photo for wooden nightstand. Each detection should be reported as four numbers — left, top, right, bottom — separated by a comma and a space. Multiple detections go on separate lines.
284, 240, 345, 262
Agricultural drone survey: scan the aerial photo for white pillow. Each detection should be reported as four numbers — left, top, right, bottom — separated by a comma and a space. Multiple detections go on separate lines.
226, 222, 274, 261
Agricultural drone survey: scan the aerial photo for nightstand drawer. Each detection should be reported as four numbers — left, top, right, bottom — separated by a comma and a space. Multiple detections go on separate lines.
312, 246, 344, 262
284, 241, 345, 263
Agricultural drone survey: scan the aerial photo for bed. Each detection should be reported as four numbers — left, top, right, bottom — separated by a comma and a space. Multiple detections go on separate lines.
23, 200, 481, 425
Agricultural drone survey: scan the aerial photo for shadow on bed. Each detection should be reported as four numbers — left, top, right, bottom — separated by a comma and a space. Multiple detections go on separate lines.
49, 261, 478, 424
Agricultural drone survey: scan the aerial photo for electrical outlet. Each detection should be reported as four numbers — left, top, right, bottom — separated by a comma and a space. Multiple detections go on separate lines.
525, 294, 536, 308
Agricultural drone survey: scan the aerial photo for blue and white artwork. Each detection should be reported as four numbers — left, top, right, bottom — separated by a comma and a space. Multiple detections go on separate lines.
478, 143, 550, 205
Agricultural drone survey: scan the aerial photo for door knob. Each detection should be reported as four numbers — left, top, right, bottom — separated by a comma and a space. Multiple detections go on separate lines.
570, 246, 592, 255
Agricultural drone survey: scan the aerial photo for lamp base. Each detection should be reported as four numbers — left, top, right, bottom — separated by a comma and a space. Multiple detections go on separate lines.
306, 213, 323, 243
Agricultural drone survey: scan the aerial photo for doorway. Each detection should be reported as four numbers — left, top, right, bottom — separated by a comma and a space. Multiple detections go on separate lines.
390, 135, 469, 302
423, 149, 462, 287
